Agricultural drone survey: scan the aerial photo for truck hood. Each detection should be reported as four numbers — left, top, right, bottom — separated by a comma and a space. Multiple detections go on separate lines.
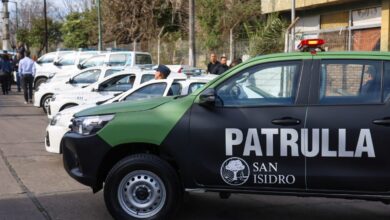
75, 96, 176, 117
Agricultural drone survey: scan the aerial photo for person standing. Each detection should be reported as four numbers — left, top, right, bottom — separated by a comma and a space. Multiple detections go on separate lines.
13, 53, 22, 92
211, 56, 229, 75
18, 51, 36, 104
2, 52, 13, 93
0, 55, 7, 95
207, 53, 220, 74
17, 42, 26, 59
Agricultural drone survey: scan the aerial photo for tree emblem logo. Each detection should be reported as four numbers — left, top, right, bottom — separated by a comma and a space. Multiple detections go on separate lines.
220, 157, 250, 186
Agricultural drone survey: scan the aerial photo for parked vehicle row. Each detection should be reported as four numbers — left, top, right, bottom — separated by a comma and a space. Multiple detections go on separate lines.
33, 50, 153, 90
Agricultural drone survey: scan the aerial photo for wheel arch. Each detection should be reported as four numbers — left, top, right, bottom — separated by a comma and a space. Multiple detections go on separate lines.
40, 93, 53, 107
34, 76, 48, 86
59, 103, 79, 112
95, 143, 181, 193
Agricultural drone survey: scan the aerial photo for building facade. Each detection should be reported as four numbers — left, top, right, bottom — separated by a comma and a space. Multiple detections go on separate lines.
261, 0, 389, 51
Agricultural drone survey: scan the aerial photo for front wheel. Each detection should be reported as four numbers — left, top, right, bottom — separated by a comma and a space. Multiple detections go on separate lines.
104, 154, 182, 220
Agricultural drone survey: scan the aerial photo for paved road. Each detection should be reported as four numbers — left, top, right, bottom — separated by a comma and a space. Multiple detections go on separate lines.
0, 89, 390, 220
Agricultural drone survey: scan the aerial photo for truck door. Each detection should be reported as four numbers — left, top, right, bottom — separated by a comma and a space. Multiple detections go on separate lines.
306, 59, 390, 192
189, 60, 311, 190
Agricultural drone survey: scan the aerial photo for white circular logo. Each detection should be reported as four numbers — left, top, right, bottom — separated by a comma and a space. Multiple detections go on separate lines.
220, 157, 250, 186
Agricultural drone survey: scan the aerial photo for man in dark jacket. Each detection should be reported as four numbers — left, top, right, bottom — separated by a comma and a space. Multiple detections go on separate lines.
212, 56, 229, 75
207, 53, 220, 74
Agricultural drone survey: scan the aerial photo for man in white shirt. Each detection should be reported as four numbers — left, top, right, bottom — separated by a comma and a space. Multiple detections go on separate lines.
18, 51, 36, 104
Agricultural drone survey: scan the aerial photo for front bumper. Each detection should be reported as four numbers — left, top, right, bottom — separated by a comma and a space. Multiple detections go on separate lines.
33, 90, 44, 107
45, 124, 69, 154
62, 132, 111, 189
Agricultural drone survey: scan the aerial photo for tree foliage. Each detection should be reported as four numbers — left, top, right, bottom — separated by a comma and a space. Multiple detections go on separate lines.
196, 0, 262, 51
16, 18, 62, 55
244, 13, 287, 56
101, 0, 187, 44
61, 9, 98, 48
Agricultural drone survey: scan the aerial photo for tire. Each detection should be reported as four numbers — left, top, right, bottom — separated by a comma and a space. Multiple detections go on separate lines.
40, 94, 52, 113
104, 154, 182, 220
34, 77, 47, 90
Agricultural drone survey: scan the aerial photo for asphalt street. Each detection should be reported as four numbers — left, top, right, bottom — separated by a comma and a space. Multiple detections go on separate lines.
0, 88, 390, 220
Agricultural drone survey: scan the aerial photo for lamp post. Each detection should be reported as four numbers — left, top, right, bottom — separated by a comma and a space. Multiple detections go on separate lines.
2, 0, 10, 50
97, 0, 102, 51
43, 0, 48, 53
8, 0, 16, 29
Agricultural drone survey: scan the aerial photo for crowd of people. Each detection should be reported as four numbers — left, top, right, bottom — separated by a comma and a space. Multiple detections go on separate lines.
207, 53, 242, 75
0, 43, 37, 104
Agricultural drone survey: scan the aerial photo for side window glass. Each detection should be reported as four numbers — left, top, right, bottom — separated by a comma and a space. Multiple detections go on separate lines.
78, 53, 97, 64
135, 54, 152, 64
188, 82, 205, 94
38, 53, 55, 64
319, 60, 381, 104
83, 55, 105, 68
141, 74, 155, 83
72, 69, 101, 84
104, 69, 121, 77
383, 62, 390, 101
125, 83, 167, 101
58, 53, 76, 66
167, 82, 182, 96
216, 62, 301, 107
99, 75, 134, 91
109, 54, 131, 66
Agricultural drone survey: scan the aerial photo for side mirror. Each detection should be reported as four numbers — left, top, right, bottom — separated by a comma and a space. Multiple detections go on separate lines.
199, 88, 216, 107
36, 60, 42, 65
77, 64, 83, 69
53, 61, 60, 66
68, 78, 74, 84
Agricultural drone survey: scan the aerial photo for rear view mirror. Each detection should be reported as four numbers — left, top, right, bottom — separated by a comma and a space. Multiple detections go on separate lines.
199, 88, 216, 107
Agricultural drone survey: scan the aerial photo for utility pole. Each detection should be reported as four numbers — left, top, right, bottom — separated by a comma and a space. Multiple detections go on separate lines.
2, 0, 10, 50
290, 0, 296, 52
97, 0, 103, 51
188, 0, 196, 67
44, 0, 48, 53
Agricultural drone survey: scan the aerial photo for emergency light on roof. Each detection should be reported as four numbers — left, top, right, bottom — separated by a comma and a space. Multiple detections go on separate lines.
297, 39, 325, 52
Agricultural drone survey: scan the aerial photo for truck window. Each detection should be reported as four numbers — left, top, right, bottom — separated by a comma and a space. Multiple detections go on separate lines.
188, 82, 205, 94
37, 53, 56, 64
135, 54, 152, 65
109, 54, 131, 66
216, 61, 301, 107
167, 82, 182, 96
140, 74, 155, 83
319, 60, 381, 104
72, 69, 101, 84
58, 53, 76, 66
104, 69, 122, 77
82, 55, 105, 68
124, 83, 167, 101
99, 74, 134, 92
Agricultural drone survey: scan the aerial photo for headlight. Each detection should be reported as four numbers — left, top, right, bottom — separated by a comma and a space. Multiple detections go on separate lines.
71, 114, 115, 135
50, 113, 61, 126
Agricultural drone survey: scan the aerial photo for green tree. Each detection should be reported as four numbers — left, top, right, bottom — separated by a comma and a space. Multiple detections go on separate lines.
196, 0, 262, 52
244, 13, 287, 56
61, 9, 98, 48
17, 18, 62, 55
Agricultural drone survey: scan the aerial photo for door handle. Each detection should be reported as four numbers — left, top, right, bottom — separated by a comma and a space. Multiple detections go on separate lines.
272, 117, 301, 126
373, 118, 390, 126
